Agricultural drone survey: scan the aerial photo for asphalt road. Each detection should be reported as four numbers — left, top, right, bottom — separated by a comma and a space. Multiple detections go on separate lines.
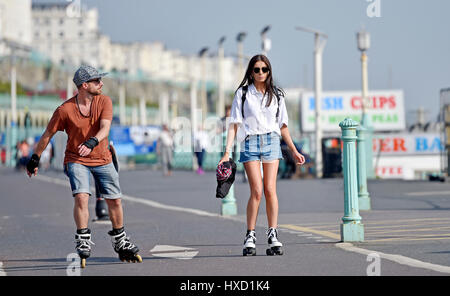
1, 166, 450, 278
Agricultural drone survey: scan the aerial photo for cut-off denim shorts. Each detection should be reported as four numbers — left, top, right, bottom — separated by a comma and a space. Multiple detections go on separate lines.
239, 132, 283, 163
64, 162, 122, 199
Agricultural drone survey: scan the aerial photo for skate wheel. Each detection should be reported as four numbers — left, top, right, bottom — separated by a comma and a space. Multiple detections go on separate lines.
81, 258, 86, 268
243, 248, 256, 256
266, 249, 274, 256
135, 254, 143, 263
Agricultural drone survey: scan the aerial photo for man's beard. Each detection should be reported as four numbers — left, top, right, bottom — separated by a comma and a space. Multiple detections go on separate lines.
88, 88, 102, 96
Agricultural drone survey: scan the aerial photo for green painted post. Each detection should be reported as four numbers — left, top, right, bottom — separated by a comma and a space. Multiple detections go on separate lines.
7, 124, 18, 168
357, 126, 371, 210
339, 118, 364, 242
221, 132, 237, 216
361, 115, 375, 179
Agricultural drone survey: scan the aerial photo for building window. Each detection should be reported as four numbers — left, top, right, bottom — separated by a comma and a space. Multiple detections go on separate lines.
79, 31, 84, 38
59, 18, 64, 25
59, 32, 64, 38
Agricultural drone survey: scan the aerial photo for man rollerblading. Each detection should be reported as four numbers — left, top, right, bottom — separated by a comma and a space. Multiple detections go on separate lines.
26, 65, 142, 268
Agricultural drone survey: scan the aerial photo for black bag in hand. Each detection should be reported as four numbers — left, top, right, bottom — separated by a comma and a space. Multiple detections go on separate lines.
216, 159, 237, 199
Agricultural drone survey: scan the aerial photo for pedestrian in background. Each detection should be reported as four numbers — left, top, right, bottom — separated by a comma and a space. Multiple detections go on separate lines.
157, 124, 174, 176
193, 127, 208, 175
16, 139, 30, 170
219, 54, 305, 256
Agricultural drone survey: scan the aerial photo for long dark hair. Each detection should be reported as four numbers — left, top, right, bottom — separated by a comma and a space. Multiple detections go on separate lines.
236, 54, 284, 107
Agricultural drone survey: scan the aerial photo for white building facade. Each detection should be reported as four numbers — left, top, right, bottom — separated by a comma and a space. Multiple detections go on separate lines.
30, 1, 238, 91
0, 0, 32, 56
31, 1, 100, 67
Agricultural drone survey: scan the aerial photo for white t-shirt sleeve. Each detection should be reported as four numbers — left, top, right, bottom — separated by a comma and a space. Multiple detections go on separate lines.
278, 96, 289, 128
230, 88, 243, 125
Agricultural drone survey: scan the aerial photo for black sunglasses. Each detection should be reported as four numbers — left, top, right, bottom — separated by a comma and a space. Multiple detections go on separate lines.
253, 67, 269, 74
87, 78, 101, 84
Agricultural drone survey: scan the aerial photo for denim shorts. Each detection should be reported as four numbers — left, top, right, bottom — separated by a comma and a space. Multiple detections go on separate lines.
64, 162, 122, 199
239, 132, 283, 163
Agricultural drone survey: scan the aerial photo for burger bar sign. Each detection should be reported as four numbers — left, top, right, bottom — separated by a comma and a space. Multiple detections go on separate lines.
300, 90, 405, 132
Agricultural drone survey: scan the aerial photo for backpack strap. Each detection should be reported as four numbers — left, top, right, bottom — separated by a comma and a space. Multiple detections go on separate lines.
274, 87, 281, 122
241, 85, 248, 119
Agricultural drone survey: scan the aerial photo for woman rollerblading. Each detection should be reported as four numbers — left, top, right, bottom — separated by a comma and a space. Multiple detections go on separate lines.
219, 55, 305, 257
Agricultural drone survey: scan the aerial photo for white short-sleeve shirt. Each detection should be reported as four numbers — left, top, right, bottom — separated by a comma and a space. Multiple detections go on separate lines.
230, 84, 288, 142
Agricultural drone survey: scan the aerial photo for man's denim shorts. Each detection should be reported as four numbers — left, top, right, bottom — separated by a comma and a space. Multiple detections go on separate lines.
64, 162, 122, 199
239, 132, 283, 163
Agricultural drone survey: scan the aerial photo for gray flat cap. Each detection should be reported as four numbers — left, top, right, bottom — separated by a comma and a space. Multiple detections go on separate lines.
73, 65, 108, 87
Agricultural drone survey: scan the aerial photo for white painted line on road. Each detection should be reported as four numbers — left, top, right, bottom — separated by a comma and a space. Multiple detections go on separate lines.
336, 243, 450, 274
150, 245, 198, 260
0, 262, 6, 276
121, 194, 221, 218
405, 191, 450, 196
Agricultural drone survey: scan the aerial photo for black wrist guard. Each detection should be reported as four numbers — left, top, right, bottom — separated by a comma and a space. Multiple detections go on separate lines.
83, 137, 99, 149
26, 154, 40, 174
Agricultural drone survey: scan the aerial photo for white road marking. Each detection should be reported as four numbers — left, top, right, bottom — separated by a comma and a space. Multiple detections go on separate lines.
35, 174, 450, 274
0, 262, 6, 276
405, 191, 450, 196
149, 245, 198, 260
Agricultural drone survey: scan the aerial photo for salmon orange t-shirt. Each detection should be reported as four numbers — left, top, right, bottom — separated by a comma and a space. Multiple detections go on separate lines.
46, 94, 113, 166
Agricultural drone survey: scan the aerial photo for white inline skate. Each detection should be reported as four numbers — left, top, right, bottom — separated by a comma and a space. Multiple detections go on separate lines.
243, 229, 257, 256
266, 227, 283, 256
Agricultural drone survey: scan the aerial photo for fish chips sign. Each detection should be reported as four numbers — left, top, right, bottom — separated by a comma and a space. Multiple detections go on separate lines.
300, 90, 405, 132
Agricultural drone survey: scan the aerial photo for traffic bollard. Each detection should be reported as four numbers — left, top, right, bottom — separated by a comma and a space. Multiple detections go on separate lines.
221, 132, 237, 216
339, 118, 364, 242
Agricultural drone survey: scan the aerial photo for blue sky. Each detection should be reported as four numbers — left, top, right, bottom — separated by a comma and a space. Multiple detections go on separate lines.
35, 0, 450, 123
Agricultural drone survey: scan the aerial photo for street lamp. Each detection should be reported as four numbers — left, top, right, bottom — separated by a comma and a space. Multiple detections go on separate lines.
217, 36, 226, 117
198, 47, 209, 121
236, 32, 247, 82
261, 25, 271, 56
356, 29, 375, 179
295, 26, 328, 178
